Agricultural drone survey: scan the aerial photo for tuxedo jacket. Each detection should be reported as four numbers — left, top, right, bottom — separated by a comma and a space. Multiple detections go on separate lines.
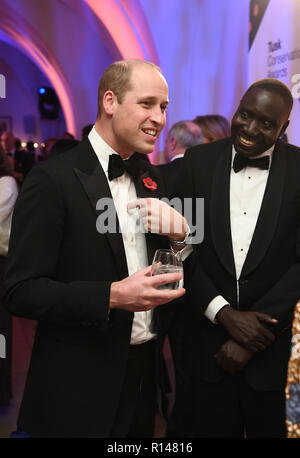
3, 139, 170, 437
157, 157, 183, 196
176, 137, 300, 391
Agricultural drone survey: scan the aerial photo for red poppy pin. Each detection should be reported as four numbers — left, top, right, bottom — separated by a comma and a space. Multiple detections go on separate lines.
142, 177, 157, 191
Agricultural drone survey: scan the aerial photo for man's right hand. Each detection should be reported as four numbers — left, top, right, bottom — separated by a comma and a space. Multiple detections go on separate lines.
216, 306, 277, 352
109, 266, 185, 312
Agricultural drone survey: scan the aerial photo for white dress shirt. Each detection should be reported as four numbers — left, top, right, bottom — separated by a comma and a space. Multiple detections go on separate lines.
0, 175, 18, 256
88, 127, 154, 344
171, 153, 184, 161
204, 144, 274, 323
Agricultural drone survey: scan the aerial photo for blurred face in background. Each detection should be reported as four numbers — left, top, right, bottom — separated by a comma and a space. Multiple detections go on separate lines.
0, 132, 15, 153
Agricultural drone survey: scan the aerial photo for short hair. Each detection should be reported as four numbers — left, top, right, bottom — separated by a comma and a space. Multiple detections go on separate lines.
243, 78, 293, 116
193, 115, 231, 142
97, 59, 162, 118
168, 120, 204, 149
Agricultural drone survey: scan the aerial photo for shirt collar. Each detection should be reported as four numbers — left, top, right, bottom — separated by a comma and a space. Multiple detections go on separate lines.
88, 125, 121, 173
171, 153, 184, 161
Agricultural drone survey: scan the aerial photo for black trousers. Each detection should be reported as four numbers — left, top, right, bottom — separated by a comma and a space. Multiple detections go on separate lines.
189, 374, 287, 438
110, 339, 156, 438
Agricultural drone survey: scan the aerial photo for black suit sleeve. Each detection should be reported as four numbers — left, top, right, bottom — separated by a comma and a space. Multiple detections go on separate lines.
3, 165, 111, 329
172, 150, 221, 313
251, 219, 300, 333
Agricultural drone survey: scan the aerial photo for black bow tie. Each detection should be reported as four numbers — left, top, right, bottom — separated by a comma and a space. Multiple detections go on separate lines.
233, 153, 270, 173
108, 153, 142, 181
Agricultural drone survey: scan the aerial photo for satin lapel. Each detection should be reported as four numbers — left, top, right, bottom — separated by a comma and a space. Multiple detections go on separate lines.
210, 145, 236, 277
73, 142, 128, 280
241, 142, 286, 277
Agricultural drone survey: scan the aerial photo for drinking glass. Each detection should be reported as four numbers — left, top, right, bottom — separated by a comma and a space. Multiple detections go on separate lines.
151, 249, 183, 290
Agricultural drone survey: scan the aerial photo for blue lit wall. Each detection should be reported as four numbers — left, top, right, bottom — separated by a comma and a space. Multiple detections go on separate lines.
140, 0, 249, 128
0, 0, 250, 158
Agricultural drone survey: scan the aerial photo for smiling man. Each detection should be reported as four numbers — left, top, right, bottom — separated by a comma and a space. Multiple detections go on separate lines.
3, 60, 187, 438
170, 79, 300, 438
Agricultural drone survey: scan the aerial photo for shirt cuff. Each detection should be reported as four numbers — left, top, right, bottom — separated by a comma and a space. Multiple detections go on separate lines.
204, 296, 229, 324
171, 243, 193, 261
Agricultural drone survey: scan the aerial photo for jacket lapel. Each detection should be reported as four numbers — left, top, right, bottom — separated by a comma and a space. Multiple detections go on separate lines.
73, 140, 128, 280
210, 144, 236, 277
132, 156, 169, 265
241, 141, 286, 277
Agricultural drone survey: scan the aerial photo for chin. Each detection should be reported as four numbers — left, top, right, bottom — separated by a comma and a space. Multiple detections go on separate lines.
234, 143, 259, 158
138, 143, 155, 155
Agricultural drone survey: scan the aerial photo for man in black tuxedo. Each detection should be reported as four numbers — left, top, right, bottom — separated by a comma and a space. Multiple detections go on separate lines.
3, 59, 188, 438
157, 120, 203, 194
174, 79, 300, 437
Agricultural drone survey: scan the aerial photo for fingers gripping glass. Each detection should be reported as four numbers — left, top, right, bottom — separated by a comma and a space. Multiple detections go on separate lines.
151, 249, 183, 290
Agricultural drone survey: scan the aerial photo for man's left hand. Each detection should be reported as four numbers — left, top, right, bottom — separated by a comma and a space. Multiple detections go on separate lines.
127, 198, 187, 242
214, 339, 254, 373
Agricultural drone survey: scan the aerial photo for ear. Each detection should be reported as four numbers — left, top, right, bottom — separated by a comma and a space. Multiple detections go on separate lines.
102, 90, 116, 116
169, 136, 177, 153
279, 119, 289, 137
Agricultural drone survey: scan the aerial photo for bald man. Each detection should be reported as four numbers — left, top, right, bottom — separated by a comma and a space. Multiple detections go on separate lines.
157, 120, 204, 194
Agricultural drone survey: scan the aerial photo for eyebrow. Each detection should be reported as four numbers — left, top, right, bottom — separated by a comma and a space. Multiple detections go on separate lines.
239, 107, 275, 121
138, 96, 169, 104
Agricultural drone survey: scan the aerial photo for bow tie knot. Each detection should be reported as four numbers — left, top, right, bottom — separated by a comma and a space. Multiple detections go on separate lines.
233, 153, 270, 173
108, 153, 142, 181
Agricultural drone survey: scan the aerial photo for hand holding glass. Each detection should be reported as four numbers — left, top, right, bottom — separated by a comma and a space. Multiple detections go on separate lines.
151, 249, 183, 290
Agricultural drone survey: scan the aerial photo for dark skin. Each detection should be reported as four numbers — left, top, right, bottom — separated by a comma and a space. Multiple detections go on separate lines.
214, 86, 291, 373
231, 87, 290, 158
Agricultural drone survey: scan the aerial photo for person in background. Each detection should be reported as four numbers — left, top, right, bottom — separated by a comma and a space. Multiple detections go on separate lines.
3, 59, 188, 438
81, 124, 93, 139
0, 132, 15, 170
158, 120, 204, 193
0, 132, 26, 186
62, 132, 75, 140
193, 114, 231, 143
22, 142, 36, 179
48, 139, 79, 157
43, 137, 58, 160
173, 78, 300, 437
0, 146, 18, 405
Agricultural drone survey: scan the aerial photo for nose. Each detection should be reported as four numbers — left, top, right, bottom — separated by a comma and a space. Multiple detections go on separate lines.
245, 119, 259, 136
149, 106, 165, 127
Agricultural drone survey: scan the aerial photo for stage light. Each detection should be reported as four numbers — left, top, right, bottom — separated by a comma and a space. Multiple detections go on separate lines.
38, 87, 46, 94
